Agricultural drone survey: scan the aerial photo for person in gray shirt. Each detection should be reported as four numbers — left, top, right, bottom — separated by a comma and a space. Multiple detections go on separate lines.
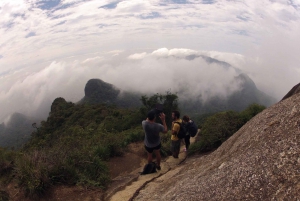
142, 109, 167, 170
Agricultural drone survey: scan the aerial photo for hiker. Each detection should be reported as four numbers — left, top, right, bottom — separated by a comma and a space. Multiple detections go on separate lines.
171, 110, 182, 158
182, 115, 190, 151
182, 115, 194, 151
142, 109, 167, 170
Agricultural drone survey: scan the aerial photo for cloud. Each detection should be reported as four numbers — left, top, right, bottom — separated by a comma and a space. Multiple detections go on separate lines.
0, 0, 300, 123
0, 60, 90, 122
0, 48, 240, 122
82, 56, 104, 64
128, 52, 147, 60
115, 1, 150, 12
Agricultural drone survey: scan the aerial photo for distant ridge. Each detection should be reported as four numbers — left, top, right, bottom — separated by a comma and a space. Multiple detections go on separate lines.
180, 73, 277, 115
1, 72, 276, 149
0, 113, 37, 148
78, 75, 276, 116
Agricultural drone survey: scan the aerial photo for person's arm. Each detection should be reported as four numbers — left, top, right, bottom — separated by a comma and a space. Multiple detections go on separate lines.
159, 113, 168, 133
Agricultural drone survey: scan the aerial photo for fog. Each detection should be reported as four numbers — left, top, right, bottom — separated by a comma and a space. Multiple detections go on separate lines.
0, 0, 300, 123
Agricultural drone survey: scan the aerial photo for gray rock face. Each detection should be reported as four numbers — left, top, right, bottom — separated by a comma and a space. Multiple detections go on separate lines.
134, 93, 300, 200
281, 83, 300, 101
82, 79, 120, 104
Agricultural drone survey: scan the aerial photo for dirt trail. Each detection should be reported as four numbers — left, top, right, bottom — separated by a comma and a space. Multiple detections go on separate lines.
105, 133, 198, 201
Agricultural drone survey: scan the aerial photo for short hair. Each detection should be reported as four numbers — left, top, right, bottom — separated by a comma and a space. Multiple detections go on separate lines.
147, 109, 156, 120
172, 110, 180, 119
182, 115, 190, 122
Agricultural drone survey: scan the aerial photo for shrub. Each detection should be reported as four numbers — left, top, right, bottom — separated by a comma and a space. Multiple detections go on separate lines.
189, 111, 242, 154
160, 132, 172, 157
14, 152, 50, 197
189, 103, 266, 155
0, 149, 16, 177
187, 140, 207, 155
123, 129, 144, 146
76, 157, 110, 188
94, 145, 110, 161
239, 103, 266, 124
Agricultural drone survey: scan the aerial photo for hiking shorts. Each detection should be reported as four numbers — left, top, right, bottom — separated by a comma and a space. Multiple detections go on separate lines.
145, 143, 161, 153
171, 140, 181, 153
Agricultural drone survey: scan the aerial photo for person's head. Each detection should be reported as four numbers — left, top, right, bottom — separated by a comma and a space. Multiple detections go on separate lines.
172, 110, 180, 120
182, 115, 190, 123
147, 109, 156, 121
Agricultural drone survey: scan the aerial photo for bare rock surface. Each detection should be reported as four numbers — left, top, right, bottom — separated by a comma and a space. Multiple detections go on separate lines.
132, 93, 300, 201
281, 82, 300, 101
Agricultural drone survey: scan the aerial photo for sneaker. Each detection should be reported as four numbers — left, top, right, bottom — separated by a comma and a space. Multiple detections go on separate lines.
156, 165, 161, 170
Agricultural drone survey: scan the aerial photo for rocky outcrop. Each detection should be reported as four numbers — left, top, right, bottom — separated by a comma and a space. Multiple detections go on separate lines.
133, 92, 300, 200
78, 79, 141, 107
80, 79, 120, 104
281, 82, 300, 101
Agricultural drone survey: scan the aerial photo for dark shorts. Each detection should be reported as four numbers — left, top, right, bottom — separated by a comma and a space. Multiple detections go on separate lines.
145, 143, 161, 153
171, 140, 181, 153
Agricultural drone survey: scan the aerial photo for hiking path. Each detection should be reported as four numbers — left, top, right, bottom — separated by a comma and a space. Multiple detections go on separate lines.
105, 132, 199, 201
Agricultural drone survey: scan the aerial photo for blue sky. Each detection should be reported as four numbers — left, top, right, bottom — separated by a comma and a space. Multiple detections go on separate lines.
0, 0, 300, 123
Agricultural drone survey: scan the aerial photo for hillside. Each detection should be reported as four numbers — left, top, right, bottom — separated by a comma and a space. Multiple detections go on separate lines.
132, 87, 300, 200
1, 82, 298, 200
0, 113, 37, 148
180, 73, 277, 115
0, 63, 276, 149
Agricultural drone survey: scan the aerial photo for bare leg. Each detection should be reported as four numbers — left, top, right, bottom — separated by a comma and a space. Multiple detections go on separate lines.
153, 149, 161, 166
147, 152, 153, 163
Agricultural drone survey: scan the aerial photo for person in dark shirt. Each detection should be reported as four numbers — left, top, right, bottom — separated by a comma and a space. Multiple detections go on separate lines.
182, 115, 194, 151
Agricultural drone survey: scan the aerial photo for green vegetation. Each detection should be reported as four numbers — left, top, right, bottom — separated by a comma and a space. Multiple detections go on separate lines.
0, 88, 266, 199
140, 91, 178, 127
0, 92, 178, 199
0, 101, 141, 198
188, 103, 266, 155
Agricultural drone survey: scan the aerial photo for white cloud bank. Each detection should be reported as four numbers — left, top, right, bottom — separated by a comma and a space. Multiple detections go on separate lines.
0, 0, 300, 123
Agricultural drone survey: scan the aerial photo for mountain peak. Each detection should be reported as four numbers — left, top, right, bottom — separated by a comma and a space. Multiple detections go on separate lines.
80, 79, 120, 104
235, 73, 256, 89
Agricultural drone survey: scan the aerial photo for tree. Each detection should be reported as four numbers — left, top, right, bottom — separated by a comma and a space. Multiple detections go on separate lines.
239, 103, 266, 124
140, 91, 178, 127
